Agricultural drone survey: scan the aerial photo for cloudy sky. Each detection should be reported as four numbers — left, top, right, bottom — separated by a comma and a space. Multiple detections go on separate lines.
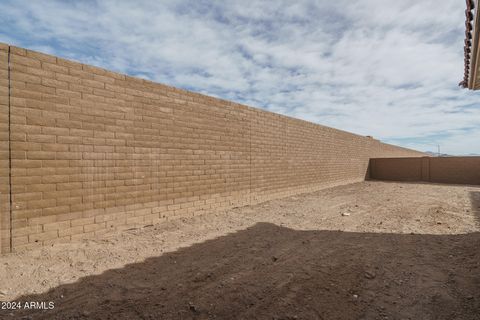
1, 0, 479, 154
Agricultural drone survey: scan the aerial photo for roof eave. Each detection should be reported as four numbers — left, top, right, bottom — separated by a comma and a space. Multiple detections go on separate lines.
468, 1, 480, 89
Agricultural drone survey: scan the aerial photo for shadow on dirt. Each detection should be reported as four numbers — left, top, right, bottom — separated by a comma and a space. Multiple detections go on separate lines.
4, 223, 480, 320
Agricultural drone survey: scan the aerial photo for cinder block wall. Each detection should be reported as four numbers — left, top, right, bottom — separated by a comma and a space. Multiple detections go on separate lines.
370, 157, 480, 185
0, 44, 10, 253
0, 43, 425, 253
429, 157, 480, 184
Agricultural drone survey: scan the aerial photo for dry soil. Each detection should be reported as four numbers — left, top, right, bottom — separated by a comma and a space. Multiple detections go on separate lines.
0, 181, 479, 319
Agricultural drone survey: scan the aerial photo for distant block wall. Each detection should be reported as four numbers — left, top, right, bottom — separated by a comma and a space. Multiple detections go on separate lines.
0, 43, 425, 253
369, 157, 480, 185
0, 44, 10, 253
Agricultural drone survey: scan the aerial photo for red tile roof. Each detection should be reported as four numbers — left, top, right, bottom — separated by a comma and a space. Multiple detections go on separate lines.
460, 0, 476, 88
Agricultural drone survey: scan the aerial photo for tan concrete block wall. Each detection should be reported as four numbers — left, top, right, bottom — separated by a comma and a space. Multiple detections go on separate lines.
0, 44, 10, 254
369, 157, 424, 182
428, 157, 480, 184
0, 43, 425, 252
369, 156, 480, 185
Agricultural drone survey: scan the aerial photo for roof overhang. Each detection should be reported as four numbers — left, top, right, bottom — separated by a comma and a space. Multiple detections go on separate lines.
462, 0, 480, 90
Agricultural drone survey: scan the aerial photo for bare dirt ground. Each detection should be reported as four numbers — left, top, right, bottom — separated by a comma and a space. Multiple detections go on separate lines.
1, 181, 479, 320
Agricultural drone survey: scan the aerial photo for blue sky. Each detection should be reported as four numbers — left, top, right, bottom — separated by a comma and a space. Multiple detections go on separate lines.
0, 0, 479, 155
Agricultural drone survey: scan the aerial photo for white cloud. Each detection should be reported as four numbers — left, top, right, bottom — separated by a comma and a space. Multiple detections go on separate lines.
0, 0, 478, 155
